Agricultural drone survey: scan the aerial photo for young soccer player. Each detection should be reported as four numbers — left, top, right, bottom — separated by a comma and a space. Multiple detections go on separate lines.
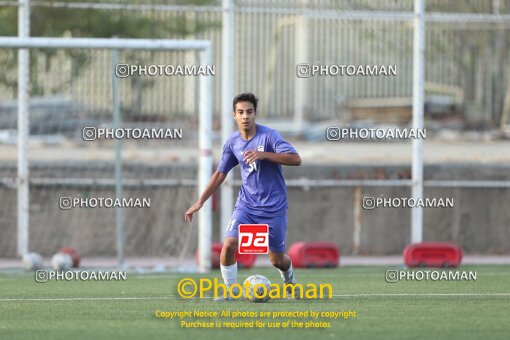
185, 92, 301, 301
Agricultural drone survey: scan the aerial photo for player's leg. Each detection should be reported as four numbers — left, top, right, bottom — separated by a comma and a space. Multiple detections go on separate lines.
219, 236, 238, 288
268, 251, 295, 283
266, 214, 300, 299
215, 210, 248, 301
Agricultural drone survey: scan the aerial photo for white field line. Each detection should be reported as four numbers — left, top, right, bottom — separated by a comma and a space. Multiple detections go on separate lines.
131, 272, 510, 280
1, 293, 510, 302
1, 272, 508, 281
331, 293, 510, 297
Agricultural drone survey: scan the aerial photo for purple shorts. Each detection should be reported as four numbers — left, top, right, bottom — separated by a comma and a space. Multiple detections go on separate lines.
224, 209, 287, 253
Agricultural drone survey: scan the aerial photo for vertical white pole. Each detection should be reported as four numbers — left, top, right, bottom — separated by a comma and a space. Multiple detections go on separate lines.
17, 0, 30, 257
411, 0, 425, 244
353, 186, 362, 255
112, 48, 125, 269
220, 0, 234, 241
198, 46, 213, 273
294, 4, 308, 135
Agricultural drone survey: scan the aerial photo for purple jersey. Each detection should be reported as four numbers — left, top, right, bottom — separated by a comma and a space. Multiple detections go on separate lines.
217, 124, 297, 216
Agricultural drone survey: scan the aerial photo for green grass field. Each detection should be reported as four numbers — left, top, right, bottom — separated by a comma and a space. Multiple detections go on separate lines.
1, 265, 509, 339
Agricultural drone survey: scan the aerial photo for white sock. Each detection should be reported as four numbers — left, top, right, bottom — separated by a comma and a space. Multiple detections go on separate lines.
279, 263, 297, 284
220, 262, 238, 288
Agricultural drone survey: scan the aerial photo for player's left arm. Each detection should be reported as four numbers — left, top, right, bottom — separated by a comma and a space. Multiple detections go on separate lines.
243, 150, 301, 166
244, 130, 301, 166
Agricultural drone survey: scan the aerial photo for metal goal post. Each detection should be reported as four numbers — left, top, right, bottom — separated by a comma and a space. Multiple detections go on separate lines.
0, 36, 214, 273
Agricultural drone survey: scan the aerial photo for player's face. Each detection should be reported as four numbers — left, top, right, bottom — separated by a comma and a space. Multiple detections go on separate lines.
233, 101, 257, 132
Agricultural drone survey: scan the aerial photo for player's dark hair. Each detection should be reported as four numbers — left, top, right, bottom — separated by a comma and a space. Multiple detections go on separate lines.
233, 92, 258, 112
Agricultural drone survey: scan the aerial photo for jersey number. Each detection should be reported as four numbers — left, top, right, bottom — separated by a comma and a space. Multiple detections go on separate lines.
227, 219, 236, 232
248, 161, 257, 172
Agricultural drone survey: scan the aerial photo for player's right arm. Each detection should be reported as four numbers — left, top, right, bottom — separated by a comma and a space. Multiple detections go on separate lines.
185, 138, 238, 223
184, 170, 227, 223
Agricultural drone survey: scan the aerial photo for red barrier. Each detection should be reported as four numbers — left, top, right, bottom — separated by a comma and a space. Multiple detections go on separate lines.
58, 247, 81, 268
288, 242, 340, 268
236, 252, 257, 269
403, 242, 463, 268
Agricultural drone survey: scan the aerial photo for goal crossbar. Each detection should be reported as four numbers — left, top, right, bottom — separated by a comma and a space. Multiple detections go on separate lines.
0, 37, 211, 51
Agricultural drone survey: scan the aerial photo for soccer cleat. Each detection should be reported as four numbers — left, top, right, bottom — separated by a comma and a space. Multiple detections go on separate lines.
285, 283, 301, 300
213, 285, 243, 302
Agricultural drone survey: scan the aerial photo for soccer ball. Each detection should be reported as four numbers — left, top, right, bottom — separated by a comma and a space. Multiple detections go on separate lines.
22, 252, 44, 271
243, 274, 271, 303
52, 253, 73, 271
